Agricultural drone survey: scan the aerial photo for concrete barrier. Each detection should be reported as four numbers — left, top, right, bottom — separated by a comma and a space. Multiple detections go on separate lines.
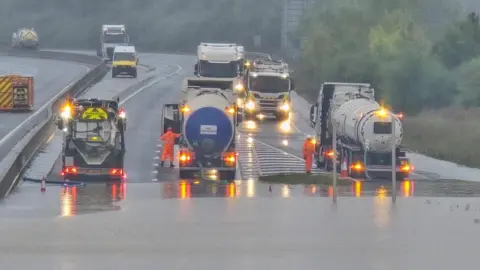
0, 49, 109, 198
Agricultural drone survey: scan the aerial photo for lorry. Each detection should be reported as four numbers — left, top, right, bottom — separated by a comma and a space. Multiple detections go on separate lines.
56, 98, 127, 181
243, 59, 294, 122
194, 43, 246, 99
97, 25, 129, 60
11, 28, 39, 50
309, 82, 412, 180
0, 75, 34, 111
162, 88, 240, 181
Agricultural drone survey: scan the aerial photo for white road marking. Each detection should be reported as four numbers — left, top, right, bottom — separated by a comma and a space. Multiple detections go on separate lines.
153, 156, 159, 159
118, 64, 182, 106
0, 64, 90, 147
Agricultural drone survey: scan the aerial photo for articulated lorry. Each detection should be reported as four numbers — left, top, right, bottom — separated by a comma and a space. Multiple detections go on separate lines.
309, 82, 412, 180
162, 88, 240, 181
97, 24, 129, 60
243, 59, 294, 122
56, 98, 127, 181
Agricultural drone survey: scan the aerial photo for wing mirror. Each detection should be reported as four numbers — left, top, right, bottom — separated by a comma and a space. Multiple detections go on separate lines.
309, 104, 317, 125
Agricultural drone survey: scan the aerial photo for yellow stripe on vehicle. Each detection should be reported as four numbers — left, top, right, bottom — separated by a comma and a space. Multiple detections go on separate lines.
0, 85, 13, 109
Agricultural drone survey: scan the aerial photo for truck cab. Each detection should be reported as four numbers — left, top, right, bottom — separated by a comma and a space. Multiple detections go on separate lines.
98, 24, 129, 60
112, 45, 138, 78
243, 59, 294, 122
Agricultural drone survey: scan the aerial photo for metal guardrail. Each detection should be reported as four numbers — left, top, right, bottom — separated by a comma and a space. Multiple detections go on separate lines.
0, 49, 109, 198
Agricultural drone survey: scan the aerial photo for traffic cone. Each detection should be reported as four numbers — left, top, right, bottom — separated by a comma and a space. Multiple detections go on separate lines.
40, 177, 46, 192
340, 157, 348, 178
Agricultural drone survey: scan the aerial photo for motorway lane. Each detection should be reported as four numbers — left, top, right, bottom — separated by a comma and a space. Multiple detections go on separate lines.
0, 56, 91, 161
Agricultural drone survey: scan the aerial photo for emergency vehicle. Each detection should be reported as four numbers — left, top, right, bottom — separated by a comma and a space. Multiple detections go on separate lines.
0, 75, 34, 111
56, 98, 127, 181
243, 59, 294, 122
97, 25, 129, 60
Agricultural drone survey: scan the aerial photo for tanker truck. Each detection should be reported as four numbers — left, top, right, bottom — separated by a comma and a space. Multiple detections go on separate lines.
11, 28, 39, 49
162, 88, 240, 181
309, 82, 412, 180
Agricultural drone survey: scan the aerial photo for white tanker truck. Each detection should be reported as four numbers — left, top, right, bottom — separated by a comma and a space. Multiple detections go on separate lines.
309, 82, 412, 180
162, 88, 241, 181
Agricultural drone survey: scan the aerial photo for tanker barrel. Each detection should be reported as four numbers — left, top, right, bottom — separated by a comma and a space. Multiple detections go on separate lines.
183, 92, 234, 157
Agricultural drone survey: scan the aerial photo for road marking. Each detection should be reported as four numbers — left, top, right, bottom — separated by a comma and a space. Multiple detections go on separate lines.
118, 64, 182, 106
153, 156, 159, 159
0, 64, 90, 147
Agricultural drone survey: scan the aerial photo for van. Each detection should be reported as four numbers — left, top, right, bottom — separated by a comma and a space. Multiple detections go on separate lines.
112, 45, 138, 78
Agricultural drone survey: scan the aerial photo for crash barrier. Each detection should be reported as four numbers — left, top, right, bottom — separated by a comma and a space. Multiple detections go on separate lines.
0, 50, 109, 198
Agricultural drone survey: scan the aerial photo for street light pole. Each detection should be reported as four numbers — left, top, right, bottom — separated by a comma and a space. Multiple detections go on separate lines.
391, 115, 396, 204
332, 121, 337, 203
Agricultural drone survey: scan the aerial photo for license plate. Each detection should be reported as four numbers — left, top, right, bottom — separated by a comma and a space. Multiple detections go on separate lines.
86, 169, 102, 174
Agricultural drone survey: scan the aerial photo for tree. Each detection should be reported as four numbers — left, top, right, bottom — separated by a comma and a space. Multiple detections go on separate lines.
433, 12, 480, 69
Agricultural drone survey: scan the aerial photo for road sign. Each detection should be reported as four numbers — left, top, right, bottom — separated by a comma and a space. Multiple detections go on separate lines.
81, 107, 107, 120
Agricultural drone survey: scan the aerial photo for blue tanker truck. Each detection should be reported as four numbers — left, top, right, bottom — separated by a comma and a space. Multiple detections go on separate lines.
162, 87, 241, 181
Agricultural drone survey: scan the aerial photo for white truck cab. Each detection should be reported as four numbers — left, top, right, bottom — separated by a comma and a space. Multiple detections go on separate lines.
244, 59, 294, 122
98, 24, 129, 60
194, 43, 243, 78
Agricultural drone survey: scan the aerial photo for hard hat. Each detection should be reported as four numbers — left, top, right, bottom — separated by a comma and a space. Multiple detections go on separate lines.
167, 127, 172, 130
307, 135, 312, 139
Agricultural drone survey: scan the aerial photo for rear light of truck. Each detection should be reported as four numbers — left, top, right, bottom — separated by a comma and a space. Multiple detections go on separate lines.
109, 169, 124, 176
222, 152, 237, 166
179, 149, 193, 164
62, 166, 77, 175
351, 162, 364, 171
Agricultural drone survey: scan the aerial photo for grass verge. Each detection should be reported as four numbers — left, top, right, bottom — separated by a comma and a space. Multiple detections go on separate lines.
402, 107, 480, 168
258, 173, 354, 185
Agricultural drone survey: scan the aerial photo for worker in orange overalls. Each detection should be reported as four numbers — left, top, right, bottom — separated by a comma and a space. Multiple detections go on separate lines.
302, 135, 316, 175
160, 127, 182, 168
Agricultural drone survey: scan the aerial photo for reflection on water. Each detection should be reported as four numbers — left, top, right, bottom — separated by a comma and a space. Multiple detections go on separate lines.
162, 180, 238, 199
60, 183, 125, 217
160, 178, 480, 199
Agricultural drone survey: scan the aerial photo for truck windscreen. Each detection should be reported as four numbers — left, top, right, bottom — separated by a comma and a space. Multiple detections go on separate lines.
114, 52, 135, 61
73, 121, 111, 143
198, 60, 238, 78
249, 76, 289, 93
104, 34, 127, 43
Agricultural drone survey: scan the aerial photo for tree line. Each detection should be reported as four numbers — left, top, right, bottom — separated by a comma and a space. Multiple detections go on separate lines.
295, 0, 480, 115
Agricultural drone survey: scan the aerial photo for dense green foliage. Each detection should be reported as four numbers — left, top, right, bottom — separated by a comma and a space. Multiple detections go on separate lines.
0, 0, 282, 52
296, 0, 480, 114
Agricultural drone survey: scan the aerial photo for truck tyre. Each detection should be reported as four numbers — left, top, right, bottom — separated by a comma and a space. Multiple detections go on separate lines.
179, 170, 194, 179
112, 68, 116, 78
132, 69, 137, 78
220, 171, 236, 182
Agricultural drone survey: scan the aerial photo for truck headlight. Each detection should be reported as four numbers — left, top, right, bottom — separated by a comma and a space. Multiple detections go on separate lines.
235, 83, 244, 91
280, 103, 290, 111
246, 100, 255, 110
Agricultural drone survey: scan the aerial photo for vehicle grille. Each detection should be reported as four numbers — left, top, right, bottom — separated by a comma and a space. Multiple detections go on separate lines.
258, 99, 280, 111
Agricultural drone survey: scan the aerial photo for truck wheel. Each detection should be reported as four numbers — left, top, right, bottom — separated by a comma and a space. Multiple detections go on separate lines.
112, 69, 116, 78
132, 70, 137, 78
219, 171, 236, 181
179, 170, 194, 179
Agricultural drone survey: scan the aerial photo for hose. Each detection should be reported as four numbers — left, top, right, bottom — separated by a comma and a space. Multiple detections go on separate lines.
23, 177, 86, 187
